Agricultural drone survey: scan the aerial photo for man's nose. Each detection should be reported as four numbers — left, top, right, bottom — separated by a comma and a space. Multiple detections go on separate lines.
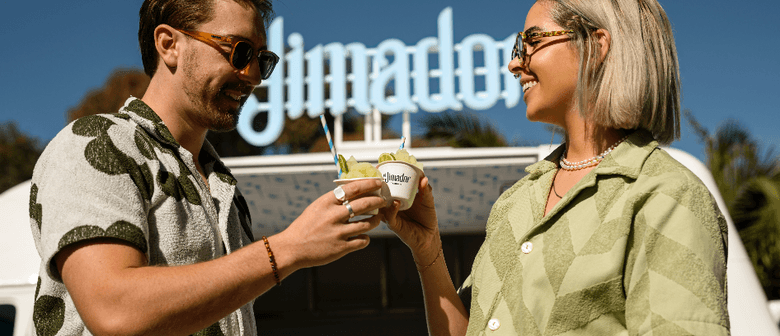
238, 57, 262, 86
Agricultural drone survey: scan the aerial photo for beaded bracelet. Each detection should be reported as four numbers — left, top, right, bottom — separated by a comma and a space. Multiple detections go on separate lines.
416, 248, 444, 274
262, 236, 281, 286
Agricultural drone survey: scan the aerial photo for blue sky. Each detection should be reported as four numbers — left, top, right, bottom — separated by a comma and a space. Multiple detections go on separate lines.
2, 0, 779, 162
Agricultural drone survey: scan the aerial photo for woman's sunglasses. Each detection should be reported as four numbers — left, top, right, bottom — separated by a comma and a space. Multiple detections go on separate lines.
176, 29, 279, 80
511, 29, 573, 78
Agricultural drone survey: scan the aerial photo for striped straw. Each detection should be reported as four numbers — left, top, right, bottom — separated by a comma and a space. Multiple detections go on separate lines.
319, 115, 341, 177
400, 136, 406, 149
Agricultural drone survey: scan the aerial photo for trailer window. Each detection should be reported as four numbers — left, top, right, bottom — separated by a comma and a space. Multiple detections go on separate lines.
0, 304, 15, 334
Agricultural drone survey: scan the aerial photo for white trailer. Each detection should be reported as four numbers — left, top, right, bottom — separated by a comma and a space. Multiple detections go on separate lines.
2, 145, 778, 335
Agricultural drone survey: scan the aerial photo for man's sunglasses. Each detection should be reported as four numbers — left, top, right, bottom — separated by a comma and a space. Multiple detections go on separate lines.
176, 29, 279, 80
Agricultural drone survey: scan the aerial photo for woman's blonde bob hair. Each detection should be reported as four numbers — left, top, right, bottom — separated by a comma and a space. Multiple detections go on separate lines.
542, 0, 681, 144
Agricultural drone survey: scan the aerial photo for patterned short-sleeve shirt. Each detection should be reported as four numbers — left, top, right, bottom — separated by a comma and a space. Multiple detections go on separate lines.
29, 97, 256, 335
459, 130, 730, 335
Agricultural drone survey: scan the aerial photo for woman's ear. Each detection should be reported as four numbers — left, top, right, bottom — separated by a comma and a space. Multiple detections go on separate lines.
154, 24, 180, 70
594, 28, 611, 63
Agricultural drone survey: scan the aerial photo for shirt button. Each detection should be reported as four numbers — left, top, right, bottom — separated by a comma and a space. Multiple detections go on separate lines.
521, 241, 533, 254
488, 318, 500, 331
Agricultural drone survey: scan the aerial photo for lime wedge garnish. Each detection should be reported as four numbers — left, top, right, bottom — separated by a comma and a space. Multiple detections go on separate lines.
338, 154, 349, 175
378, 152, 396, 163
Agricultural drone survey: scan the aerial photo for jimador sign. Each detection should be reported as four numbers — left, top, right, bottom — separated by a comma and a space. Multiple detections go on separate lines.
237, 7, 521, 146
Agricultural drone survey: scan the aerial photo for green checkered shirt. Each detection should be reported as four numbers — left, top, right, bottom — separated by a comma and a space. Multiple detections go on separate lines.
459, 130, 730, 335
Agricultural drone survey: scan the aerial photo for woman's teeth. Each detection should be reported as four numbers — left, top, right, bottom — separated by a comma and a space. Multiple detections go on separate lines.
522, 81, 538, 93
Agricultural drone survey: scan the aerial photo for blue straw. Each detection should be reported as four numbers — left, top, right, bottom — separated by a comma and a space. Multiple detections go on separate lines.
400, 136, 406, 149
319, 115, 341, 177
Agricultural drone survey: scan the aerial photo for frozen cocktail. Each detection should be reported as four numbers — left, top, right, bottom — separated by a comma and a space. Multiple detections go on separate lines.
334, 155, 390, 216
376, 149, 424, 211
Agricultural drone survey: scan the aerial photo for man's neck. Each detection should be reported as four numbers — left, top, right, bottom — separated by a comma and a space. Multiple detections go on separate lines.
141, 76, 208, 162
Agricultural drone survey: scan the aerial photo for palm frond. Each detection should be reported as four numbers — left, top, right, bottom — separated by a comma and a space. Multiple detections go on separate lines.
685, 110, 780, 299
419, 111, 507, 148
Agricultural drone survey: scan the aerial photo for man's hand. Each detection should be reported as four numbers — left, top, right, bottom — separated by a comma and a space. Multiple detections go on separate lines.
273, 178, 386, 270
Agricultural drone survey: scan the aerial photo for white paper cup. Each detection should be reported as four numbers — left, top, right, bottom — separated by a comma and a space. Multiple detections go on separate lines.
376, 161, 424, 211
333, 177, 391, 215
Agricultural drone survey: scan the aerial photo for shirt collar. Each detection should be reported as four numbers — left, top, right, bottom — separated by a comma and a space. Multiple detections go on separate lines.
118, 97, 235, 183
119, 97, 180, 147
525, 129, 659, 180
200, 141, 237, 185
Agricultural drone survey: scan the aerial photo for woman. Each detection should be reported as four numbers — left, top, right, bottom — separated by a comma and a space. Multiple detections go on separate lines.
382, 0, 730, 335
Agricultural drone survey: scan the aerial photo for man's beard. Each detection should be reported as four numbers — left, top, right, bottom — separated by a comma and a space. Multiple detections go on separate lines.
182, 79, 246, 133
203, 86, 245, 132
181, 50, 248, 132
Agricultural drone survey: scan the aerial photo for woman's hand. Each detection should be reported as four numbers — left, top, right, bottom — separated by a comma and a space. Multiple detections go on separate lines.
381, 176, 442, 266
383, 177, 470, 335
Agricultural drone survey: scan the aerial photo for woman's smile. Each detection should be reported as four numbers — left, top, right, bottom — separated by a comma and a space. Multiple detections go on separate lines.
522, 80, 538, 94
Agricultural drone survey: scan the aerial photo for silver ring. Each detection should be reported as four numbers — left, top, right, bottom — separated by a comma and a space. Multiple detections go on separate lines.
344, 201, 355, 219
333, 186, 347, 203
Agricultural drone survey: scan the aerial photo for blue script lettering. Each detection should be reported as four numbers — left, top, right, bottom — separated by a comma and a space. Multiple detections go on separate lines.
237, 7, 520, 146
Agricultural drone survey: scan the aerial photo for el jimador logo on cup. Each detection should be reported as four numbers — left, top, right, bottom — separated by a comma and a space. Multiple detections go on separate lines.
376, 149, 424, 210
383, 171, 412, 184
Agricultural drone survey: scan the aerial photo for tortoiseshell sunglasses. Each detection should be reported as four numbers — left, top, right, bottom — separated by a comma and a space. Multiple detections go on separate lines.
511, 29, 574, 77
176, 29, 279, 80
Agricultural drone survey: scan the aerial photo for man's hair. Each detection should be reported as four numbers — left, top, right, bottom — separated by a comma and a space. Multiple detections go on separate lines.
138, 0, 274, 78
541, 0, 680, 144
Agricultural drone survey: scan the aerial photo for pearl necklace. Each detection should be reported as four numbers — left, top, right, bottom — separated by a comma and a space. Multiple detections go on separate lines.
559, 136, 628, 171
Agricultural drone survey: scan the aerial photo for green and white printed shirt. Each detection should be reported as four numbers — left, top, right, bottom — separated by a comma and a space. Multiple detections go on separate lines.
460, 130, 730, 335
30, 97, 256, 336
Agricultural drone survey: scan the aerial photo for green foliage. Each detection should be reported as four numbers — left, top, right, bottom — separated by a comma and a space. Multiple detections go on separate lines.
420, 111, 507, 148
66, 69, 150, 123
0, 122, 43, 194
685, 109, 780, 299
732, 176, 780, 298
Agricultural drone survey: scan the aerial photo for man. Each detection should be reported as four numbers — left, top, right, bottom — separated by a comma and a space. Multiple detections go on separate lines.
29, 0, 385, 334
